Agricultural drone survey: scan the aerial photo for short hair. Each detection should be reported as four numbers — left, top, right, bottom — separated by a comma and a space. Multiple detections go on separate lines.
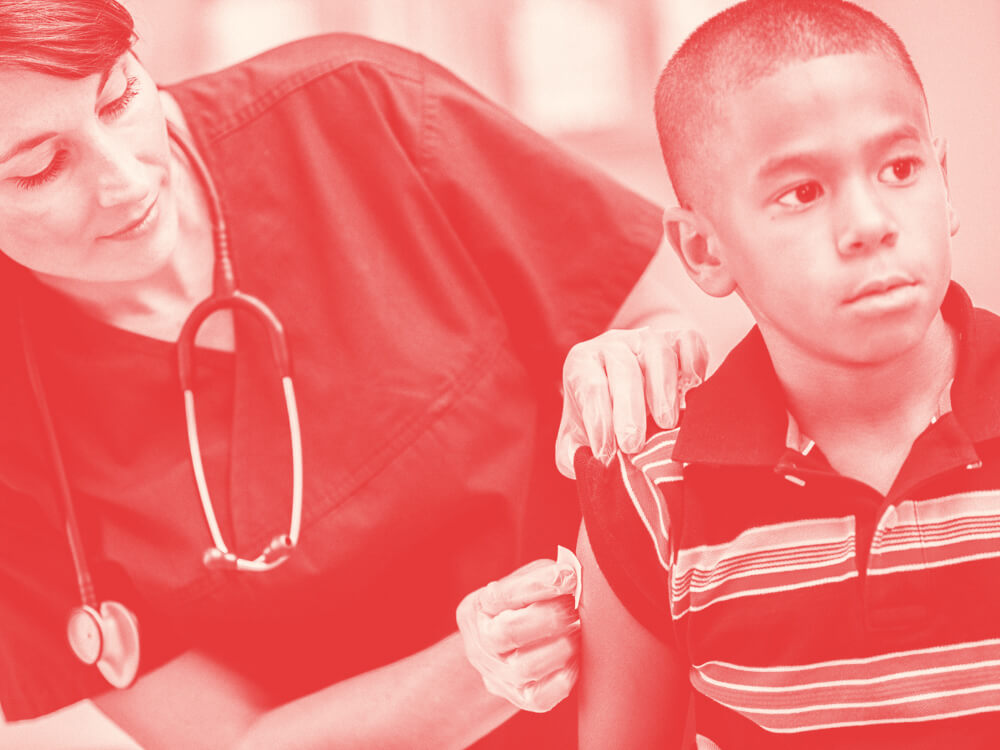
655, 0, 924, 210
0, 0, 136, 79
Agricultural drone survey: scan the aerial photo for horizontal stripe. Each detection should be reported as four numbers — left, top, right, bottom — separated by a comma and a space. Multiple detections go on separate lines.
675, 538, 856, 590
644, 458, 681, 471
675, 517, 857, 581
696, 639, 1000, 683
630, 428, 680, 464
870, 548, 1000, 576
910, 490, 1000, 525
692, 639, 1000, 733
654, 474, 684, 484
673, 568, 857, 617
761, 701, 1000, 734
868, 491, 1000, 573
708, 686, 1000, 733
875, 521, 1000, 550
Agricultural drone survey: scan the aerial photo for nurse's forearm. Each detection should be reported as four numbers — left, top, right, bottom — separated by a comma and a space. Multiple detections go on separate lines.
237, 631, 519, 750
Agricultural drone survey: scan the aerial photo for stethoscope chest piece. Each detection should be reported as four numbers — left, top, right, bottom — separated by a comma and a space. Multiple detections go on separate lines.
67, 601, 141, 688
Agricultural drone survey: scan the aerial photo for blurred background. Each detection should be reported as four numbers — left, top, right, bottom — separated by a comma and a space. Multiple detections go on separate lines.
3, 0, 1000, 746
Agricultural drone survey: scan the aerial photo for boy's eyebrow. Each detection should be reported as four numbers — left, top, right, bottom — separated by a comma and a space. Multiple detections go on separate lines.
0, 65, 117, 166
755, 124, 925, 182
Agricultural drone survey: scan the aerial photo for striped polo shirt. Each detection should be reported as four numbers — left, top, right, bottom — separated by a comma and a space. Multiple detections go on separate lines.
577, 282, 1000, 748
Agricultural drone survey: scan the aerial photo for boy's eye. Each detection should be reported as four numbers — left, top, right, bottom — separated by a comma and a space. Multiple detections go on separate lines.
776, 181, 824, 208
879, 157, 921, 184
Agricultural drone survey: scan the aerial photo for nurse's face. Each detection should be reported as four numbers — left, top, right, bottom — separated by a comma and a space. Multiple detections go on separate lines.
0, 53, 179, 283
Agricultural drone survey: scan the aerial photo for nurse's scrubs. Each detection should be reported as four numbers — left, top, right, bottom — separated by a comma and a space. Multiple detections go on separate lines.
0, 34, 662, 747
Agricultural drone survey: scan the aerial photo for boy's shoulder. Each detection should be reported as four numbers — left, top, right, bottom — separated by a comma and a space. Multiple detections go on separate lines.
670, 284, 1000, 468
670, 326, 790, 468
574, 425, 681, 584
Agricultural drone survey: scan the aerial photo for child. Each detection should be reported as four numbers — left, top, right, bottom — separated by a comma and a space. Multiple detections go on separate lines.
574, 0, 1000, 747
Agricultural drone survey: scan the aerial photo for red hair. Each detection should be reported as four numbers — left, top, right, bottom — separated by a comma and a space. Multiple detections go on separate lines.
0, 0, 136, 78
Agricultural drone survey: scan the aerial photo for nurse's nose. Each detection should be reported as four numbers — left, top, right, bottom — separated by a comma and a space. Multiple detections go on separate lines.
835, 178, 899, 257
92, 134, 149, 209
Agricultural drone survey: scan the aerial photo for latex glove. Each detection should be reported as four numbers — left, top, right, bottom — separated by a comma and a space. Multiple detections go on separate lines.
457, 558, 580, 713
556, 327, 708, 478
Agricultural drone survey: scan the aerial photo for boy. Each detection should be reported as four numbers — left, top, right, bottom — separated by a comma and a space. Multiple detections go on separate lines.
574, 0, 1000, 747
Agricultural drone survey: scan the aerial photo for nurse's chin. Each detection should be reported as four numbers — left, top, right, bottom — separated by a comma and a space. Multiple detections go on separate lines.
92, 200, 183, 283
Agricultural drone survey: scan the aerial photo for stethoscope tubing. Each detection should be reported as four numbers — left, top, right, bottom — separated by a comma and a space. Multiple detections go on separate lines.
168, 120, 303, 571
19, 310, 99, 610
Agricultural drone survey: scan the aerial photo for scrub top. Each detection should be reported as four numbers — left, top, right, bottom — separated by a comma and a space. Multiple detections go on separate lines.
0, 34, 661, 746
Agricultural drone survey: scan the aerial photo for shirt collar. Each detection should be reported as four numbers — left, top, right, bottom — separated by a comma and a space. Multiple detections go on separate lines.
672, 281, 1000, 466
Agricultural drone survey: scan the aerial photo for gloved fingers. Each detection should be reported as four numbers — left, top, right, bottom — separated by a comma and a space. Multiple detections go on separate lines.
479, 597, 578, 654
640, 330, 680, 429
477, 560, 578, 617
647, 332, 681, 429
554, 396, 590, 479
674, 329, 709, 398
498, 627, 581, 686
513, 662, 580, 713
602, 341, 647, 454
561, 347, 615, 465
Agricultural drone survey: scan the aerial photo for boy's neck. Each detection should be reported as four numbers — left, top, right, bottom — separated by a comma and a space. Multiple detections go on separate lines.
765, 312, 958, 494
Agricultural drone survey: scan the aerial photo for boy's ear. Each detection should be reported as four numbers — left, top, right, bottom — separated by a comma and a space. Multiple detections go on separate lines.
933, 136, 960, 237
662, 206, 736, 297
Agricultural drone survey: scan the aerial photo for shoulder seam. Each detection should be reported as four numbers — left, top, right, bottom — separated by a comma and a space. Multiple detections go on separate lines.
197, 38, 426, 143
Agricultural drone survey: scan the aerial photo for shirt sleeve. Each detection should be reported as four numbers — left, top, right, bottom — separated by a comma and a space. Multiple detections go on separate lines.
574, 444, 676, 642
416, 57, 663, 381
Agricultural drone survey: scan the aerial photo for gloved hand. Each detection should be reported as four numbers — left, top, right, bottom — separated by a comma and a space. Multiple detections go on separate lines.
456, 558, 580, 713
555, 326, 708, 477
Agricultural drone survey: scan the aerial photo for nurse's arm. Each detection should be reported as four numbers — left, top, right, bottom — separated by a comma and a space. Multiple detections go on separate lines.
557, 248, 708, 477
93, 632, 519, 750
608, 244, 691, 331
575, 521, 689, 749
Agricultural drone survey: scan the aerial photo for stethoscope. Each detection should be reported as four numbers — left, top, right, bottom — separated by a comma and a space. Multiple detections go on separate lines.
18, 121, 304, 689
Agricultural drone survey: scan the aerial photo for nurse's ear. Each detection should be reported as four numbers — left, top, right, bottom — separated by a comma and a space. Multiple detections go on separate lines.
662, 206, 735, 297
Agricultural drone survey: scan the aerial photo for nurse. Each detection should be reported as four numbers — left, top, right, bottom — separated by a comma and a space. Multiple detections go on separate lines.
0, 1, 703, 748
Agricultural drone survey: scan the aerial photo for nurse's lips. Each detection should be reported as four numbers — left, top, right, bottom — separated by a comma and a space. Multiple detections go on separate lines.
100, 194, 159, 241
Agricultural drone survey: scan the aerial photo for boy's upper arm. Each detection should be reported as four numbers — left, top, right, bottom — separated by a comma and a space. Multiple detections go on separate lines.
576, 521, 689, 750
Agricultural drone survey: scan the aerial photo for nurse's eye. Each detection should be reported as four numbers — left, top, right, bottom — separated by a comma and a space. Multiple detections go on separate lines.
879, 157, 922, 184
16, 150, 69, 190
775, 181, 824, 208
100, 75, 140, 119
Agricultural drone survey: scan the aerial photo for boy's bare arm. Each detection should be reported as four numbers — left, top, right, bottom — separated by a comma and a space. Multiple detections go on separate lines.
576, 522, 689, 749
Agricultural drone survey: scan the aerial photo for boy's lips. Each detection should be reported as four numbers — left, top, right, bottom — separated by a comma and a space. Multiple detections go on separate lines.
844, 274, 916, 304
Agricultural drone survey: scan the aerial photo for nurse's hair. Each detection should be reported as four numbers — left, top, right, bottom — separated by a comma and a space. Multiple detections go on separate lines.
0, 0, 136, 78
655, 0, 924, 211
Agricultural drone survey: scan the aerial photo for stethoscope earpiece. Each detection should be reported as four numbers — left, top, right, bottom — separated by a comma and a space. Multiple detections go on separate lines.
203, 547, 240, 570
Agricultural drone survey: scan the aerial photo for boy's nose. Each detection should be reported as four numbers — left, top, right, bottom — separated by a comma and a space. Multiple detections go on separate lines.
835, 180, 899, 256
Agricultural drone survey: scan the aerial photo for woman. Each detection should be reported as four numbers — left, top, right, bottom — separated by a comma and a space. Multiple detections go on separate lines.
0, 2, 703, 747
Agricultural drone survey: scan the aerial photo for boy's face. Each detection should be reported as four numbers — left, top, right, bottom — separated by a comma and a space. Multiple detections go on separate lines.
703, 52, 957, 367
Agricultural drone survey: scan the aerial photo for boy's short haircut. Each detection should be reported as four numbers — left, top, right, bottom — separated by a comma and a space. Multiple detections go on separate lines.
655, 0, 924, 210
